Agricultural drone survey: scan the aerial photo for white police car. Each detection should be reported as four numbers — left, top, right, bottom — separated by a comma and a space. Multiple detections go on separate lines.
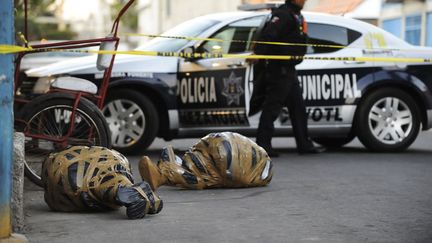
26, 6, 432, 153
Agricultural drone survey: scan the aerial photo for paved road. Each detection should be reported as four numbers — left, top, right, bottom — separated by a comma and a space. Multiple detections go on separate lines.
23, 133, 432, 243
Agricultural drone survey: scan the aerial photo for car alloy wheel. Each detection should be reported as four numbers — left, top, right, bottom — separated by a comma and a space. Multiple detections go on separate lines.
368, 97, 413, 145
103, 99, 146, 148
356, 87, 420, 152
103, 89, 159, 154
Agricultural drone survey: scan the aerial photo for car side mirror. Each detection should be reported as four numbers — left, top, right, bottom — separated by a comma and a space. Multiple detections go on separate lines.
96, 35, 116, 71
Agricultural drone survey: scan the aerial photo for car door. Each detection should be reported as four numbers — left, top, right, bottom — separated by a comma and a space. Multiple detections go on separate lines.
177, 15, 266, 129
276, 21, 372, 136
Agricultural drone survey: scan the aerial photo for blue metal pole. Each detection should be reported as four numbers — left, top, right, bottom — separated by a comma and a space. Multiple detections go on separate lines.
0, 0, 14, 238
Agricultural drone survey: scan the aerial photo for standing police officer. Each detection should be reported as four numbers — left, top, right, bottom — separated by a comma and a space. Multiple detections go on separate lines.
253, 0, 324, 156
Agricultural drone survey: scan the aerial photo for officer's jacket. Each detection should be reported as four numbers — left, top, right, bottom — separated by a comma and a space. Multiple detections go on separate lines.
255, 2, 308, 66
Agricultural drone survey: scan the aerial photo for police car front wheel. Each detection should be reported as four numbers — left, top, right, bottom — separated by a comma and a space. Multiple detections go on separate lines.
103, 89, 159, 154
355, 88, 421, 152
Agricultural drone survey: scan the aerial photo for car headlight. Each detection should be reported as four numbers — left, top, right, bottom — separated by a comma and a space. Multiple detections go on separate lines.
33, 76, 56, 94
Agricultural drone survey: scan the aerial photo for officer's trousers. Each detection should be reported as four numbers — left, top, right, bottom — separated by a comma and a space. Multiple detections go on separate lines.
256, 65, 313, 150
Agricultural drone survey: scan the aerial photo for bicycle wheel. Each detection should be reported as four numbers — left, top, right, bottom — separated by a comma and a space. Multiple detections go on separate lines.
19, 96, 111, 187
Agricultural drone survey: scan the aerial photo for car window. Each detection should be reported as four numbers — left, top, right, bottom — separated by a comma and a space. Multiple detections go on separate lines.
200, 16, 266, 54
136, 19, 219, 52
307, 23, 361, 54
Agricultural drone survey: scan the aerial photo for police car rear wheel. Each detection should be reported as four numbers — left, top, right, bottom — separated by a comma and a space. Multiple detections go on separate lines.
103, 90, 159, 154
356, 88, 420, 152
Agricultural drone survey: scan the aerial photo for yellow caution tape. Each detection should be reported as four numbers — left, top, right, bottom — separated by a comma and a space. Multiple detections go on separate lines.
1, 44, 431, 63
0, 45, 30, 54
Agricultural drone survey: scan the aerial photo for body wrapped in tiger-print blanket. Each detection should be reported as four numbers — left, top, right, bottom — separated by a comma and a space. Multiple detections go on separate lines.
139, 132, 273, 190
42, 146, 162, 219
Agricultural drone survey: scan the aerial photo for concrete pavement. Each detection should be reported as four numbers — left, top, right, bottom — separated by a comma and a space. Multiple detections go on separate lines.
22, 134, 432, 242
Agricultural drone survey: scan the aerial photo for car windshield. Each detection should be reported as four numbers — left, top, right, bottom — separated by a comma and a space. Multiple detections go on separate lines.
136, 18, 220, 52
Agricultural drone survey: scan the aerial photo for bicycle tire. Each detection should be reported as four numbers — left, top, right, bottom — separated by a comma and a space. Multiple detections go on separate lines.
19, 95, 111, 187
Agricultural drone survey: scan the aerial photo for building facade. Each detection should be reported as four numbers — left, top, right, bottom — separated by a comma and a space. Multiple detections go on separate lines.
306, 0, 381, 25
53, 0, 113, 39
51, 0, 432, 48
380, 0, 432, 46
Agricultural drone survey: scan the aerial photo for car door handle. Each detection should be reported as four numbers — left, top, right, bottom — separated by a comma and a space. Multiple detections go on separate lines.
227, 61, 245, 68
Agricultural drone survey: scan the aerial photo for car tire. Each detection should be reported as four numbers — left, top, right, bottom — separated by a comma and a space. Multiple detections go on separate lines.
312, 136, 355, 149
103, 89, 159, 154
355, 88, 420, 152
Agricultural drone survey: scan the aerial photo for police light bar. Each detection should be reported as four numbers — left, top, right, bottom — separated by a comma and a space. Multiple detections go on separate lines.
238, 2, 283, 11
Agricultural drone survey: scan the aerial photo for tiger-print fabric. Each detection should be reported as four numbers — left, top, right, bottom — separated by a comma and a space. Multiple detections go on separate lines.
139, 132, 273, 190
42, 146, 162, 219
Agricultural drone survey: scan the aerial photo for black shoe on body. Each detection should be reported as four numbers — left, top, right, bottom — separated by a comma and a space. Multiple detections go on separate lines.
298, 146, 326, 155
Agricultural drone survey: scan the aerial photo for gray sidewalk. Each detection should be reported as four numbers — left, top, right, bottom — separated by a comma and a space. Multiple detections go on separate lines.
23, 136, 432, 243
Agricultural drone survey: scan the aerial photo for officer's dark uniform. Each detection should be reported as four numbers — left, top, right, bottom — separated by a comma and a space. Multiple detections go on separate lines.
253, 1, 320, 155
